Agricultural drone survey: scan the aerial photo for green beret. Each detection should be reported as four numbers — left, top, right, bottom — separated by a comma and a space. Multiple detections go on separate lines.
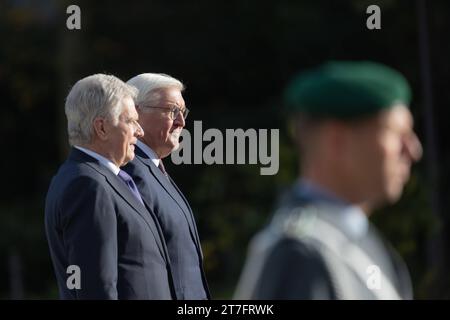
284, 61, 411, 119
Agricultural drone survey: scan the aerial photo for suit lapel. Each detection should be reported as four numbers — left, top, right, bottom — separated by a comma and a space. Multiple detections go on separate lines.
167, 175, 203, 257
133, 147, 210, 298
69, 148, 168, 263
135, 147, 201, 250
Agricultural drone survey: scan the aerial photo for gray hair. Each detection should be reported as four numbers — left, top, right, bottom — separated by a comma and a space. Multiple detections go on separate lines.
126, 73, 184, 107
65, 74, 138, 146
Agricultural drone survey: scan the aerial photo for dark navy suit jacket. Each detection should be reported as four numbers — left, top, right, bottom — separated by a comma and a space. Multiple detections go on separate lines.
123, 145, 210, 299
45, 148, 175, 299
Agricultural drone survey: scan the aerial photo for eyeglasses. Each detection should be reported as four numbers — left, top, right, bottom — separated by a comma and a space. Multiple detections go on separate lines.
138, 105, 189, 120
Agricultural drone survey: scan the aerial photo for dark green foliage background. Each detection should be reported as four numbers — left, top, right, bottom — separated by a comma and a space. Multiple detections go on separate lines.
1, 0, 448, 298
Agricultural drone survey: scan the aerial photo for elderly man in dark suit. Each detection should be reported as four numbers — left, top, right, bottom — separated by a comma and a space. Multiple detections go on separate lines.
123, 73, 210, 299
45, 74, 175, 299
235, 61, 422, 300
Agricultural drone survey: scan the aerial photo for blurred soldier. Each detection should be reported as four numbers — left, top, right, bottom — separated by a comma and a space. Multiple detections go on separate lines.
235, 61, 422, 299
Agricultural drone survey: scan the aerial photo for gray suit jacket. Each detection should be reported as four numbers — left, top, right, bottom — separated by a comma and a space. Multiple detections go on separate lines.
45, 148, 175, 299
235, 184, 413, 300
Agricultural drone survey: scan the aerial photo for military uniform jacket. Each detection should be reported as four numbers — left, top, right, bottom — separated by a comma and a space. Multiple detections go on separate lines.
234, 182, 413, 300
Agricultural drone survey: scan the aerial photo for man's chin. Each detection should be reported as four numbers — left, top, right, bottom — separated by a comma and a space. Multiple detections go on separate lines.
171, 142, 181, 152
385, 188, 404, 204
122, 153, 135, 166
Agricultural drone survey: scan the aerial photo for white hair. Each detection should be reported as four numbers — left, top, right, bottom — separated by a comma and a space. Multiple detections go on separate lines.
126, 73, 184, 107
65, 73, 138, 146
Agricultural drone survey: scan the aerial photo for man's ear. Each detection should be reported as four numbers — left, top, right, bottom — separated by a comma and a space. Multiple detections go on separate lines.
93, 117, 108, 141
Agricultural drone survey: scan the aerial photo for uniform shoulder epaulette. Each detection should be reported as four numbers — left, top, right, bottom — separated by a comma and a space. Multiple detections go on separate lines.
270, 205, 319, 239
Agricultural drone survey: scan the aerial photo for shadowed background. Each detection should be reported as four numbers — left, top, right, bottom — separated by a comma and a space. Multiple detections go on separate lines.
1, 0, 449, 299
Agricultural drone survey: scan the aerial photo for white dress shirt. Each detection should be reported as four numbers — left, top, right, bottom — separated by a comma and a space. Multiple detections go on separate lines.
295, 178, 369, 239
136, 140, 160, 167
74, 146, 120, 175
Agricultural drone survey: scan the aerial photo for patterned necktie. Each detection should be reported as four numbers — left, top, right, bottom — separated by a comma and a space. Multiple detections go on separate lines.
158, 160, 169, 180
117, 170, 144, 204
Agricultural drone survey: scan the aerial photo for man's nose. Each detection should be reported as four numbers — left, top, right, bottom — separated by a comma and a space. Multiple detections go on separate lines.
404, 132, 422, 162
135, 122, 144, 138
174, 111, 186, 127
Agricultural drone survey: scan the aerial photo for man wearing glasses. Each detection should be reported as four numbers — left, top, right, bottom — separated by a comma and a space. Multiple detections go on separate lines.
124, 73, 210, 299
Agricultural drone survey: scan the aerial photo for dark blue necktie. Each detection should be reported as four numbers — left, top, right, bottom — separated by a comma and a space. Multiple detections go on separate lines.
117, 170, 144, 205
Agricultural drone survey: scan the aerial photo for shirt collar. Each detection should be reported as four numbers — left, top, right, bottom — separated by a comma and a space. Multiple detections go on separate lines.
136, 140, 160, 167
294, 178, 369, 239
74, 146, 121, 175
